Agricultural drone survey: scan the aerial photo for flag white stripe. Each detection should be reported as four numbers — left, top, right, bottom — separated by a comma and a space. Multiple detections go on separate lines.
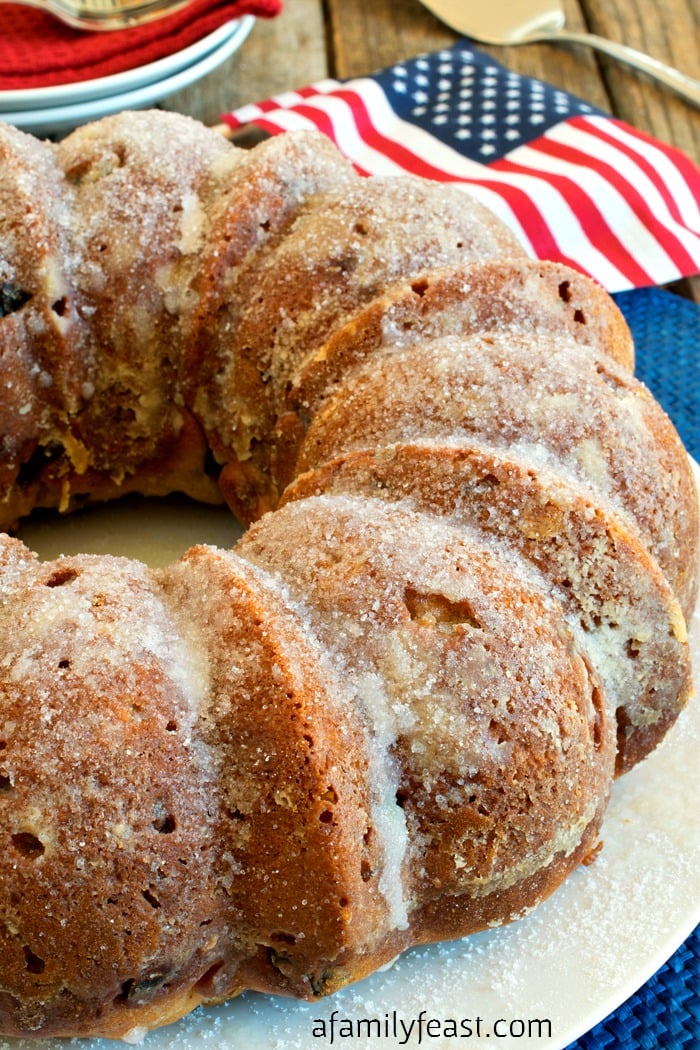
585, 116, 700, 234
231, 87, 419, 175
546, 120, 700, 265
232, 92, 307, 124
290, 94, 422, 176
506, 138, 683, 285
226, 83, 342, 126
249, 109, 329, 132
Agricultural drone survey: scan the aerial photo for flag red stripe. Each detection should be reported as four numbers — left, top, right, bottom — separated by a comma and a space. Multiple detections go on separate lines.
527, 130, 699, 278
494, 153, 653, 286
305, 90, 463, 181
555, 118, 700, 250
585, 117, 700, 223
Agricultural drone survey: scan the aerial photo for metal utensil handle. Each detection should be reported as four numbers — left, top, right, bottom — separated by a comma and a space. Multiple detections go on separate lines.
9, 0, 195, 30
522, 28, 700, 108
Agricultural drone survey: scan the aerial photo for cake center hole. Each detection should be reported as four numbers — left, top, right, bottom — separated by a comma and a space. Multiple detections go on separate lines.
16, 495, 243, 569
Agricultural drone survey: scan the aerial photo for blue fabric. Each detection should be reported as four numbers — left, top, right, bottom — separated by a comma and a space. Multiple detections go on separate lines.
568, 287, 699, 1048
371, 43, 604, 160
613, 288, 699, 459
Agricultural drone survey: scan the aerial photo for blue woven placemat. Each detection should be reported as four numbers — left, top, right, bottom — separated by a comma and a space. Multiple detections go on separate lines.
567, 926, 699, 1049
613, 287, 699, 460
567, 286, 699, 1048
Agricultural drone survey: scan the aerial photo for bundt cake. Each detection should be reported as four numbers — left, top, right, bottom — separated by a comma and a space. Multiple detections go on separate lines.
0, 109, 696, 1041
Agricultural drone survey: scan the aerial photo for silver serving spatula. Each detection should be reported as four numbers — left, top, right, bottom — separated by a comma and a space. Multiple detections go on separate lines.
417, 0, 700, 108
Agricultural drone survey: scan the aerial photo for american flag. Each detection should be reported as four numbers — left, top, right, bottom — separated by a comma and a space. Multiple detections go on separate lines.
222, 42, 700, 293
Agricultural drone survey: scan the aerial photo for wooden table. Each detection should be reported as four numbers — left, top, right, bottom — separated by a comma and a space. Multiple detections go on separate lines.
163, 0, 699, 167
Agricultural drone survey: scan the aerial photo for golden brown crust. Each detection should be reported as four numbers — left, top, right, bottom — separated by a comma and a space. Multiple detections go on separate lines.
293, 331, 697, 619
287, 258, 635, 421
54, 112, 232, 482
0, 112, 696, 1039
237, 495, 615, 914
282, 442, 692, 773
0, 124, 86, 506
0, 539, 226, 1037
186, 132, 359, 472
266, 257, 638, 517
201, 174, 525, 523
160, 547, 392, 1000
0, 541, 385, 1037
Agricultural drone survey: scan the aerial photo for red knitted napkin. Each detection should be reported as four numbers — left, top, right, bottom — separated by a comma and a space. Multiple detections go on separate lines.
0, 0, 281, 90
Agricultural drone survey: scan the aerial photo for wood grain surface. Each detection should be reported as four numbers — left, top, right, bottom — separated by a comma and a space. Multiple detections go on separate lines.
163, 0, 698, 163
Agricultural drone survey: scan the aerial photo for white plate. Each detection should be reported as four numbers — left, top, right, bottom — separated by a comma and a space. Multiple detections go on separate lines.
0, 16, 254, 137
6, 464, 700, 1050
0, 21, 243, 112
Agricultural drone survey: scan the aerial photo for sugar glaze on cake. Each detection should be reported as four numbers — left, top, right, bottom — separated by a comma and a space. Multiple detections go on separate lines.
0, 110, 696, 1040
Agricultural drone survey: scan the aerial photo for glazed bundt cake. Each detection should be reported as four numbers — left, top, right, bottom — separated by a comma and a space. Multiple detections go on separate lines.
0, 110, 696, 1040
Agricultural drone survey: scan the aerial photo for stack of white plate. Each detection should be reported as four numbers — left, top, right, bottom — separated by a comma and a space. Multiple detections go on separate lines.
0, 16, 253, 138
